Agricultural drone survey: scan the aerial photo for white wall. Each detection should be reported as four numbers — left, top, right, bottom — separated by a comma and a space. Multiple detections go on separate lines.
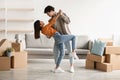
1, 0, 120, 45
33, 0, 120, 39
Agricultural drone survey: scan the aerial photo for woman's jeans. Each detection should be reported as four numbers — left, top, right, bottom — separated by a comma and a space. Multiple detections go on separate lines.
53, 32, 76, 66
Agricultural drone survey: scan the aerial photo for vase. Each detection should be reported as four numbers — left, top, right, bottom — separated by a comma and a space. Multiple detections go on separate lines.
6, 52, 12, 57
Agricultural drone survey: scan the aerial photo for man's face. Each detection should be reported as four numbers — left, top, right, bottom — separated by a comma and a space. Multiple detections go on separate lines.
46, 10, 54, 17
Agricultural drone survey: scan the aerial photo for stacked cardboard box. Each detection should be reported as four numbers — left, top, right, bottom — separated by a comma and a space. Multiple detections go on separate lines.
85, 39, 113, 72
0, 39, 11, 70
86, 39, 120, 72
0, 39, 27, 71
105, 46, 120, 70
0, 57, 11, 70
11, 51, 27, 68
85, 53, 112, 72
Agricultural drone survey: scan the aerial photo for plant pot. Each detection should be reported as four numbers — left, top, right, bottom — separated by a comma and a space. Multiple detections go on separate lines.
6, 52, 12, 57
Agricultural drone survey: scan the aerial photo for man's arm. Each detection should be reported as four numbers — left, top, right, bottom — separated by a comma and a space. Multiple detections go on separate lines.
60, 12, 70, 24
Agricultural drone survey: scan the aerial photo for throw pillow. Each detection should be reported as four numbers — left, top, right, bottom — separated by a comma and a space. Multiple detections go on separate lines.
91, 40, 106, 56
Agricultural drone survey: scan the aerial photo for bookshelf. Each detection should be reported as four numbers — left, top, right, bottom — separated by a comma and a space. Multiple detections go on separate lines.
0, 0, 34, 39
6, 7, 34, 32
0, 7, 5, 37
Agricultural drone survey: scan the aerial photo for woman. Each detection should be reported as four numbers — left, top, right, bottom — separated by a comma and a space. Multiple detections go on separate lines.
34, 10, 79, 73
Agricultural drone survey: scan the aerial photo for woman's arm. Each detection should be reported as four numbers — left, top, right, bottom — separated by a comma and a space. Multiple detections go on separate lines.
45, 10, 61, 27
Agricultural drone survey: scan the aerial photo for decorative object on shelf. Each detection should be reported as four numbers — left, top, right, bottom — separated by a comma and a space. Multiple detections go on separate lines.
3, 47, 14, 57
15, 34, 22, 43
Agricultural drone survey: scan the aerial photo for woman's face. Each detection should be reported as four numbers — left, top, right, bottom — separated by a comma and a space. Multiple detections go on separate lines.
40, 21, 45, 27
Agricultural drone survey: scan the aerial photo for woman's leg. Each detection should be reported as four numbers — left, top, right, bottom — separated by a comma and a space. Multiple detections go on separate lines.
53, 33, 66, 72
53, 43, 65, 73
53, 32, 76, 50
60, 34, 76, 51
53, 43, 60, 65
56, 43, 65, 67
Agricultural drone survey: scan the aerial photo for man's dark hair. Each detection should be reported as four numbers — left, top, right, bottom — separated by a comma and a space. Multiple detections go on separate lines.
34, 20, 42, 39
44, 5, 55, 13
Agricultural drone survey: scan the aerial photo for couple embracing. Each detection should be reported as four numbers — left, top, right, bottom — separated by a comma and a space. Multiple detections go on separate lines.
34, 5, 79, 73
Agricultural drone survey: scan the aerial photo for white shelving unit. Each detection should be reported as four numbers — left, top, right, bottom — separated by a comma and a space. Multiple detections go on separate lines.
7, 18, 34, 22
0, 29, 5, 32
0, 0, 34, 39
0, 19, 5, 21
7, 8, 34, 11
7, 30, 33, 33
0, 8, 5, 10
0, 7, 5, 38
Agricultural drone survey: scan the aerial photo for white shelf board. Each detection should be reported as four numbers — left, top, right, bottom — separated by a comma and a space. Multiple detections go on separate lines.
0, 19, 5, 21
0, 29, 5, 32
7, 30, 34, 32
7, 8, 34, 11
0, 8, 5, 10
7, 19, 34, 22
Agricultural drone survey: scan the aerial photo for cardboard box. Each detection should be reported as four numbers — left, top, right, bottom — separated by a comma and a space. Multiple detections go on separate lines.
12, 42, 23, 52
0, 57, 11, 71
98, 38, 113, 46
85, 59, 95, 69
86, 54, 105, 63
0, 39, 11, 56
105, 46, 120, 54
105, 54, 120, 70
96, 62, 112, 72
11, 51, 27, 68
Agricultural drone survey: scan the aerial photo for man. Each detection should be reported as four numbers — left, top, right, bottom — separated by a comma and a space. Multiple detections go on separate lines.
44, 5, 76, 73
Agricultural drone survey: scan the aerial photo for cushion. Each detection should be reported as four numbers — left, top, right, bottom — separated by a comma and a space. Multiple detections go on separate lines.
76, 35, 89, 49
91, 40, 106, 56
25, 33, 54, 48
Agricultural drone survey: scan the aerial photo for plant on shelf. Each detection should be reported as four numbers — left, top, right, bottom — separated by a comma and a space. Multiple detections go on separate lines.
3, 47, 14, 57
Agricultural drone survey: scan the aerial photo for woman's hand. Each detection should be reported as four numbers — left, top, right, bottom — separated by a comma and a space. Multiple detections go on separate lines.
58, 9, 63, 15
48, 9, 63, 25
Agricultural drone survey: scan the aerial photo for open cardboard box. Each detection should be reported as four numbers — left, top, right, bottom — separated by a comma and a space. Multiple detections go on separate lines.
0, 57, 11, 71
11, 51, 27, 68
0, 39, 11, 56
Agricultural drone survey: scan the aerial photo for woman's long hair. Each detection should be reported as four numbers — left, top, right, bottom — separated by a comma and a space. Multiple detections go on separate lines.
34, 20, 42, 39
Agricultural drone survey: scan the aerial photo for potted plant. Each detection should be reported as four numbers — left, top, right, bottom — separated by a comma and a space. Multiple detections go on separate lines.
3, 47, 13, 57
